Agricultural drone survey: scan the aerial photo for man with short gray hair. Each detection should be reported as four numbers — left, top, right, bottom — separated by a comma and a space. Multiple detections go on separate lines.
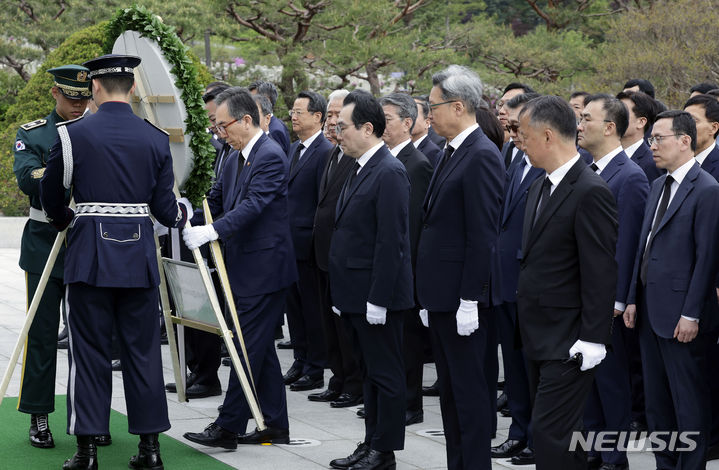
415, 65, 504, 469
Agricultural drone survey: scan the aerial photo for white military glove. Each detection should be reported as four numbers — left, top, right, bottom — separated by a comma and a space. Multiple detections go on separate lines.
177, 197, 193, 215
183, 224, 218, 250
456, 299, 479, 336
366, 302, 387, 325
569, 339, 607, 371
153, 217, 168, 237
332, 306, 341, 316
419, 309, 429, 328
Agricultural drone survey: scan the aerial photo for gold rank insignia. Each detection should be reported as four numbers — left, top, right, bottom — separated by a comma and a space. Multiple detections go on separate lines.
31, 168, 45, 179
20, 119, 47, 131
77, 70, 88, 81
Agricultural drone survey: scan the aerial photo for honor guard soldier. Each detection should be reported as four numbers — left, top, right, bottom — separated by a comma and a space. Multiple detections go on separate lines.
13, 64, 91, 449
40, 54, 190, 470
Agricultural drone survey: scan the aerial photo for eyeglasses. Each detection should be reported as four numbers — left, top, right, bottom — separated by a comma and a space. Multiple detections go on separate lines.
429, 100, 458, 109
505, 123, 519, 133
648, 134, 683, 146
215, 119, 239, 135
289, 110, 306, 118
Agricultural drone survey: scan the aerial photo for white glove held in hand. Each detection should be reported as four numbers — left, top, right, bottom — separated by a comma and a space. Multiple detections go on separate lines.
569, 339, 606, 371
366, 302, 387, 325
153, 217, 168, 237
332, 306, 341, 316
183, 224, 218, 250
456, 299, 479, 336
177, 197, 193, 215
419, 309, 429, 328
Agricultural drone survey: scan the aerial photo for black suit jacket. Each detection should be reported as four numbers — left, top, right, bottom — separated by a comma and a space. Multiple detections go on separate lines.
416, 135, 442, 168
312, 145, 354, 271
631, 141, 662, 183
517, 159, 618, 360
395, 143, 433, 269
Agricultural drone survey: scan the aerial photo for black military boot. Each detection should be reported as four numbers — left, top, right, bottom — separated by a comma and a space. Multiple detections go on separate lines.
29, 413, 55, 448
62, 435, 98, 470
129, 433, 163, 470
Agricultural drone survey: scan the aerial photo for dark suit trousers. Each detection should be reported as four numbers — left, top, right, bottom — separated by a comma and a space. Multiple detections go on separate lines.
344, 310, 406, 451
285, 259, 325, 377
217, 289, 289, 433
638, 295, 709, 470
584, 315, 631, 465
316, 268, 362, 395
526, 358, 595, 470
486, 310, 498, 436
66, 283, 169, 435
620, 320, 646, 424
709, 339, 719, 447
403, 306, 425, 412
428, 310, 491, 470
495, 302, 532, 445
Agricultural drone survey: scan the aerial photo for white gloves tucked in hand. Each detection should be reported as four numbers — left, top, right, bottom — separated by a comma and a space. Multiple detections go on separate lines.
366, 302, 387, 325
177, 197, 193, 215
183, 224, 218, 250
419, 309, 429, 328
456, 299, 479, 336
569, 339, 607, 371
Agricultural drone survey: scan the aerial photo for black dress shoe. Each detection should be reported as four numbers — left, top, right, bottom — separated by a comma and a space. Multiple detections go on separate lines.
274, 325, 284, 340
185, 383, 222, 399
29, 413, 54, 448
490, 438, 526, 458
221, 357, 231, 366
58, 326, 68, 342
129, 433, 163, 470
708, 442, 719, 461
283, 364, 303, 385
598, 464, 628, 470
308, 388, 341, 402
290, 374, 324, 391
94, 434, 112, 446
509, 447, 535, 465
356, 407, 365, 418
496, 392, 508, 411
63, 436, 97, 470
58, 337, 69, 350
587, 454, 602, 470
165, 373, 197, 393
348, 448, 395, 470
159, 331, 168, 345
277, 340, 294, 349
237, 426, 289, 444
111, 360, 122, 371
183, 422, 237, 450
629, 419, 647, 433
405, 409, 423, 426
217, 405, 223, 412
330, 442, 370, 469
497, 379, 505, 390
331, 393, 363, 408
499, 406, 511, 417
422, 381, 439, 397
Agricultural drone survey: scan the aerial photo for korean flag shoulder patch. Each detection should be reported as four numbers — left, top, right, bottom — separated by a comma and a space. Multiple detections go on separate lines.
15, 140, 26, 152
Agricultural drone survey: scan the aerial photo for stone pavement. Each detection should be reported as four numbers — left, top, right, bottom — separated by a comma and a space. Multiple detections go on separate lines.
0, 217, 716, 469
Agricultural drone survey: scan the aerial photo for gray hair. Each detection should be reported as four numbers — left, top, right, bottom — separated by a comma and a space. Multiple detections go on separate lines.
379, 92, 418, 131
216, 86, 260, 127
253, 93, 272, 116
327, 89, 350, 106
432, 65, 484, 113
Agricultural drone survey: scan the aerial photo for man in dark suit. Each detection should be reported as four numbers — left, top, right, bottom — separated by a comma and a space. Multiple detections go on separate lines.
282, 91, 333, 392
491, 92, 544, 465
183, 87, 298, 449
249, 80, 290, 156
328, 90, 414, 470
683, 94, 719, 460
624, 111, 719, 470
622, 78, 655, 98
415, 65, 504, 470
577, 94, 649, 470
308, 89, 363, 408
617, 91, 662, 183
516, 96, 618, 470
411, 96, 442, 167
379, 92, 433, 426
498, 83, 535, 167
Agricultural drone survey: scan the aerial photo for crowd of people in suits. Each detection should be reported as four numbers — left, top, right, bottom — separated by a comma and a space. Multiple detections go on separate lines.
17, 56, 719, 470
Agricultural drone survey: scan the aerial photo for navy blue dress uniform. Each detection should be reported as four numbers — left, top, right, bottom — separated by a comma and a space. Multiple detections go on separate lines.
191, 129, 298, 442
492, 149, 543, 458
285, 131, 333, 386
13, 64, 91, 448
583, 151, 648, 468
329, 142, 414, 458
626, 159, 719, 470
40, 55, 188, 470
415, 124, 504, 470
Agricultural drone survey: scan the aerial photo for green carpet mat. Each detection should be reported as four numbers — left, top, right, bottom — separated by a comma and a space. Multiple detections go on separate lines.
1, 395, 233, 469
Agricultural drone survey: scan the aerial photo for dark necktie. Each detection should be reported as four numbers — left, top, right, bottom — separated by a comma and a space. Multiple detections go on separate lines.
436, 145, 455, 177
290, 143, 304, 174
237, 152, 246, 178
533, 177, 552, 227
504, 141, 515, 169
341, 161, 361, 207
327, 149, 339, 180
505, 156, 527, 214
590, 163, 599, 173
640, 175, 674, 284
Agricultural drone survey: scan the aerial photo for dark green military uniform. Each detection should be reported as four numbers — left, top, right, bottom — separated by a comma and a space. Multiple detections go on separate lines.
12, 66, 90, 444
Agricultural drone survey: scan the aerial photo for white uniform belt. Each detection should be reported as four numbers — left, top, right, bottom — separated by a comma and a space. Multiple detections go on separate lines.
28, 207, 49, 223
75, 203, 150, 217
